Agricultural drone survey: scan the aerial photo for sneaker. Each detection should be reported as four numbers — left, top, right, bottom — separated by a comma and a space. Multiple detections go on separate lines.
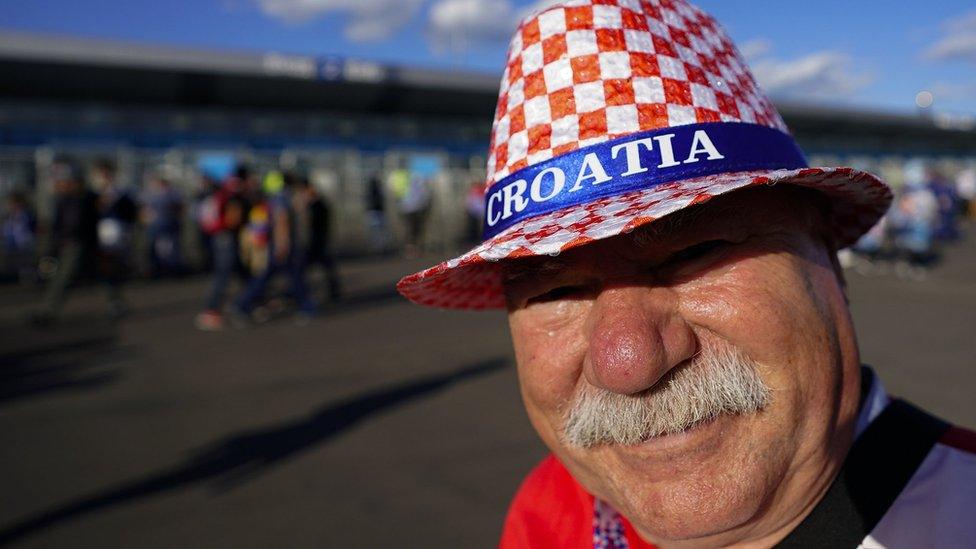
194, 311, 225, 331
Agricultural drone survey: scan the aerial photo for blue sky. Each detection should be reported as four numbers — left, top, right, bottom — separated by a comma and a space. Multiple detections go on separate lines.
2, 0, 975, 116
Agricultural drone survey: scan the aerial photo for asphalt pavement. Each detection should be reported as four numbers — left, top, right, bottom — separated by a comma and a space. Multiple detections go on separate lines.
1, 233, 974, 548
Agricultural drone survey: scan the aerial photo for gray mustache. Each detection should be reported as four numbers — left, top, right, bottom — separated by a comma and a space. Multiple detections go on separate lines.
563, 345, 770, 448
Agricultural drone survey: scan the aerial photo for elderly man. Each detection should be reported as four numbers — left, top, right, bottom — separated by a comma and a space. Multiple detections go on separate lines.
398, 1, 976, 546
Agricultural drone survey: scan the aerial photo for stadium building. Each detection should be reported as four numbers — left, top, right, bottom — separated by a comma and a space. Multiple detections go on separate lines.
1, 30, 975, 259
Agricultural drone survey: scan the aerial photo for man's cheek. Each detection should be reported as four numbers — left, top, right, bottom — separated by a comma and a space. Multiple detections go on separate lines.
511, 326, 584, 418
679, 266, 814, 353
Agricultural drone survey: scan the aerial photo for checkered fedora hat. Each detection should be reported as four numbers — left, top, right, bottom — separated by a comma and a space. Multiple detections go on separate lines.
398, 0, 891, 309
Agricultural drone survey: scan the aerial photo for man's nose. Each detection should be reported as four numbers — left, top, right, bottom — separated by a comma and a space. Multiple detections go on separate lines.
583, 286, 697, 395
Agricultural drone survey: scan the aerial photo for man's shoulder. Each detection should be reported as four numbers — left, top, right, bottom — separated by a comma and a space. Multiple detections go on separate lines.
499, 455, 594, 549
863, 422, 976, 548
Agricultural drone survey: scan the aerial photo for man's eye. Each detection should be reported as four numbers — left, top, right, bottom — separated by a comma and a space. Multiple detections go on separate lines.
671, 239, 730, 261
661, 239, 733, 276
527, 285, 587, 304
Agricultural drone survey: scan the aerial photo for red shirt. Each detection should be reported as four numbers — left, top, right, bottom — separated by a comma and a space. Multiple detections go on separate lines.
499, 455, 656, 549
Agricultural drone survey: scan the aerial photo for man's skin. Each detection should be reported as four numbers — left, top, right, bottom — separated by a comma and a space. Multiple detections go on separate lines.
504, 187, 863, 548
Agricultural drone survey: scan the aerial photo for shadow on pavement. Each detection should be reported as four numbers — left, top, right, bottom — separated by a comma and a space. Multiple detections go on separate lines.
0, 357, 508, 545
321, 284, 403, 315
0, 325, 122, 407
127, 282, 402, 325
231, 284, 406, 327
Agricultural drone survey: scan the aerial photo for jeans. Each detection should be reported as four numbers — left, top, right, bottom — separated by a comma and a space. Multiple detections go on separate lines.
40, 242, 85, 315
236, 246, 315, 314
205, 231, 237, 312
39, 242, 125, 316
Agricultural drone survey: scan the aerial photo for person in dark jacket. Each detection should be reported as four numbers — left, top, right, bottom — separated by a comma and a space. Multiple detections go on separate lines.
143, 173, 184, 277
299, 175, 341, 301
91, 158, 137, 316
365, 173, 390, 253
33, 160, 99, 324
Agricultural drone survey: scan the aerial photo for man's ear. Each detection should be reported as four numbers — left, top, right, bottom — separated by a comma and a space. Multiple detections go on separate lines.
795, 187, 849, 302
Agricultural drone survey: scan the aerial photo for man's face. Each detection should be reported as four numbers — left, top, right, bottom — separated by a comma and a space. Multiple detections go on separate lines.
504, 188, 863, 545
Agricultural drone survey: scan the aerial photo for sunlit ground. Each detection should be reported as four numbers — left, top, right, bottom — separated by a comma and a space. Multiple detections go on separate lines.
1, 228, 974, 547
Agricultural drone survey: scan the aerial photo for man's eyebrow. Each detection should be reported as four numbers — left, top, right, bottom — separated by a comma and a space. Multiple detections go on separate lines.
502, 257, 571, 283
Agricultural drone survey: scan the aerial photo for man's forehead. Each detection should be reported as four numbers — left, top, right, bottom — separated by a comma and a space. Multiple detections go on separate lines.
500, 220, 708, 284
629, 186, 823, 246
500, 187, 822, 280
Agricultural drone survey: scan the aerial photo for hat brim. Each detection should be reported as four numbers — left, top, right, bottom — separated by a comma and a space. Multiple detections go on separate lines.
397, 166, 891, 310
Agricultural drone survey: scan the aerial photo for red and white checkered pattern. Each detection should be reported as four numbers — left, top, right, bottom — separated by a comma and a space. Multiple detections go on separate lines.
397, 0, 892, 310
487, 0, 784, 185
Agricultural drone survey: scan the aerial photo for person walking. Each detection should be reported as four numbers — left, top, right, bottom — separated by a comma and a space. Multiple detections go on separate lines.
398, 174, 431, 258
194, 172, 247, 331
296, 174, 341, 301
890, 183, 939, 279
365, 173, 390, 254
32, 160, 99, 325
91, 158, 137, 317
233, 171, 315, 325
143, 173, 184, 277
2, 191, 37, 285
463, 179, 485, 245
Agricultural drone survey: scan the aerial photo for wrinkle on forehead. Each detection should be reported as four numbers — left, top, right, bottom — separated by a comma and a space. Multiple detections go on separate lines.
501, 187, 833, 286
632, 186, 833, 250
502, 256, 573, 286
631, 199, 740, 250
503, 195, 748, 285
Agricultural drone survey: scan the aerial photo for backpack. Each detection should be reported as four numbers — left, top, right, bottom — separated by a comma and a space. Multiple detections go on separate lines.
197, 193, 223, 235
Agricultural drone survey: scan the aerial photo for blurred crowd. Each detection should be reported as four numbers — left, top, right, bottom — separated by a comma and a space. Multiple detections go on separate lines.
842, 163, 976, 279
191, 165, 343, 330
2, 157, 345, 330
1, 153, 492, 330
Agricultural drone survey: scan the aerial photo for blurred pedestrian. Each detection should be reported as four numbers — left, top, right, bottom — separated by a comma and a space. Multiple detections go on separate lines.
398, 174, 432, 258
365, 173, 390, 254
91, 158, 137, 317
32, 160, 99, 324
296, 174, 341, 301
192, 174, 219, 271
2, 191, 37, 285
194, 171, 247, 331
889, 184, 939, 279
236, 166, 262, 277
142, 173, 184, 277
233, 170, 315, 325
845, 215, 890, 276
927, 169, 960, 242
956, 167, 976, 219
464, 180, 485, 245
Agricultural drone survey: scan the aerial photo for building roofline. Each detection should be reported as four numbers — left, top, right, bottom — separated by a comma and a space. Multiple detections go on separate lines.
0, 29, 972, 134
0, 29, 498, 91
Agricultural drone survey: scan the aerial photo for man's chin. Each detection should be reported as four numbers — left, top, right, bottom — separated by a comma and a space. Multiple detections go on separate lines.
566, 411, 772, 544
